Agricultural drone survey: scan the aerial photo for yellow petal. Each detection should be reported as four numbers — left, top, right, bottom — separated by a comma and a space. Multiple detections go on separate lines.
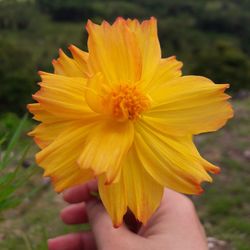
98, 146, 164, 226
126, 17, 161, 83
28, 121, 73, 149
144, 56, 183, 92
85, 72, 108, 113
78, 120, 134, 184
27, 103, 62, 123
32, 72, 96, 120
123, 147, 164, 224
68, 45, 91, 77
36, 123, 95, 192
134, 120, 217, 194
86, 18, 142, 85
52, 49, 86, 77
147, 76, 233, 135
68, 45, 88, 65
98, 174, 127, 227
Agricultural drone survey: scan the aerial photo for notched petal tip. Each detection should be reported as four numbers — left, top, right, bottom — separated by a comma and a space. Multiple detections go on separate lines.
31, 94, 38, 101
113, 222, 123, 228
67, 44, 74, 50
26, 103, 33, 112
51, 59, 57, 65
68, 44, 80, 52
38, 70, 47, 76
27, 129, 35, 137
142, 16, 157, 28
86, 19, 95, 32
187, 175, 211, 195
224, 83, 230, 89
204, 162, 221, 174
48, 175, 64, 194
114, 16, 126, 24
197, 188, 204, 195
38, 71, 51, 82
101, 20, 110, 28
192, 184, 204, 195
58, 48, 63, 55
213, 167, 221, 174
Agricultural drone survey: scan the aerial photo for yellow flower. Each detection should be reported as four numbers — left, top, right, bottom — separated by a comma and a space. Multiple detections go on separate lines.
28, 17, 233, 226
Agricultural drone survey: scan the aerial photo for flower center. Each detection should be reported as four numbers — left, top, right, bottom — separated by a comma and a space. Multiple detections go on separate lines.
107, 85, 150, 122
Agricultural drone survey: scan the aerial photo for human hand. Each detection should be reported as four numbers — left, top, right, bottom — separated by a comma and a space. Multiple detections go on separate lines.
48, 180, 208, 250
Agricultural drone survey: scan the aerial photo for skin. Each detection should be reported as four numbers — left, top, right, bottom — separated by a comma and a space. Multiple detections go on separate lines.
48, 180, 208, 250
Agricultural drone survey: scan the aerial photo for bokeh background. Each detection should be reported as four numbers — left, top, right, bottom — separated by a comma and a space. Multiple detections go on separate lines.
0, 0, 249, 249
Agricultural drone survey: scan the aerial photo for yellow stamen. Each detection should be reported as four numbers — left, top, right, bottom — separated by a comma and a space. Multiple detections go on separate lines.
106, 85, 150, 122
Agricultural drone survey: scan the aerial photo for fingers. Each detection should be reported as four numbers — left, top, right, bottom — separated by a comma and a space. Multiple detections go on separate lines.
85, 199, 138, 249
61, 179, 140, 249
48, 232, 96, 250
60, 203, 88, 225
63, 179, 97, 204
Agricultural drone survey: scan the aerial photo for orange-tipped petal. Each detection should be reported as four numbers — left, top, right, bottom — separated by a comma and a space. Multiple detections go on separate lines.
126, 17, 161, 85
98, 174, 127, 226
146, 76, 233, 135
78, 120, 134, 184
36, 123, 95, 192
144, 56, 183, 92
68, 45, 90, 77
86, 18, 142, 85
32, 72, 96, 120
123, 147, 164, 224
133, 120, 216, 194
53, 49, 85, 77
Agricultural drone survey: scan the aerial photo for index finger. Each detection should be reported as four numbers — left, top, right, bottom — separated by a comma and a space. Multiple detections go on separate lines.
63, 179, 97, 204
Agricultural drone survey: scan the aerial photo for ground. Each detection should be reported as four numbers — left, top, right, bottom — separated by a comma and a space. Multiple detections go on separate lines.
0, 97, 249, 250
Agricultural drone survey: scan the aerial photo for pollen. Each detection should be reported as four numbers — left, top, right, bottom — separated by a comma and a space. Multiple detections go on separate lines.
108, 85, 151, 121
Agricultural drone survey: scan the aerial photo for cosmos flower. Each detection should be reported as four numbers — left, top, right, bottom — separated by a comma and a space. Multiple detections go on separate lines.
28, 17, 233, 226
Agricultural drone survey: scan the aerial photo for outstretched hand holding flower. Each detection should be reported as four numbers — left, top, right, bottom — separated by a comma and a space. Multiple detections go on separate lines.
28, 17, 233, 226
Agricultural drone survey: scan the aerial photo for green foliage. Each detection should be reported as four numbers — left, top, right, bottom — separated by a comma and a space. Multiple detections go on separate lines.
191, 40, 250, 91
0, 40, 37, 114
0, 114, 38, 214
0, 113, 20, 142
0, 0, 38, 31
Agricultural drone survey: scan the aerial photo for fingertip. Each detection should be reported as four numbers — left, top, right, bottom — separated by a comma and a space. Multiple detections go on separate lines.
63, 180, 98, 203
62, 188, 73, 202
47, 238, 57, 250
48, 233, 96, 250
63, 185, 90, 203
60, 203, 88, 225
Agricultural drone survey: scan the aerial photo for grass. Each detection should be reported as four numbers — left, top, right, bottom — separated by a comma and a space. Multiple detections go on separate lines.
0, 180, 90, 250
0, 98, 249, 249
193, 98, 250, 249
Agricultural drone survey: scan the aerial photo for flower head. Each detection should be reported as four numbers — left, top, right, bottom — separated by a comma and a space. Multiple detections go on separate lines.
28, 17, 233, 226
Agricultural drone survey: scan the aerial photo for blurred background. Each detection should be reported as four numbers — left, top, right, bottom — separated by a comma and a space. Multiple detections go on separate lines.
0, 0, 249, 249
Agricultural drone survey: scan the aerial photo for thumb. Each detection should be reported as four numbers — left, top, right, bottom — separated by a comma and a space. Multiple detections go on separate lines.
86, 199, 136, 248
